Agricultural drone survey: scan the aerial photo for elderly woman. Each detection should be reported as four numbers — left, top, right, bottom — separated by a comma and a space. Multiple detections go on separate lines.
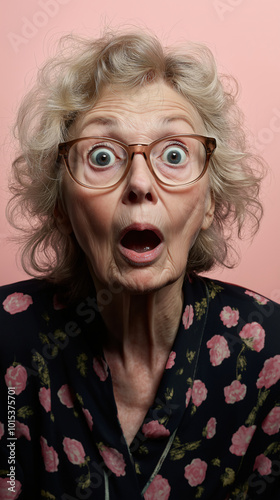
0, 31, 279, 500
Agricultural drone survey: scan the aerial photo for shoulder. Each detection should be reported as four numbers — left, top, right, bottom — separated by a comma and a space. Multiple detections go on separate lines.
0, 279, 70, 366
198, 275, 280, 366
0, 278, 60, 327
200, 276, 280, 321
0, 277, 54, 307
0, 278, 103, 367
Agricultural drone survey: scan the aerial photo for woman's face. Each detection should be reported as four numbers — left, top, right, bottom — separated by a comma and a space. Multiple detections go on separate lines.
59, 81, 215, 293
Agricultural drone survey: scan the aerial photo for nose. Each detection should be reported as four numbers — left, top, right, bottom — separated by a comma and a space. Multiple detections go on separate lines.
122, 152, 158, 205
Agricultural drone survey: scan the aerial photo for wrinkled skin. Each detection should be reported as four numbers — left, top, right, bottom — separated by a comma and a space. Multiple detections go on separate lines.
57, 81, 215, 444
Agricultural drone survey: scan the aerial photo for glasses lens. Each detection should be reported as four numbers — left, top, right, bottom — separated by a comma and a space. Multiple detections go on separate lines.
68, 138, 128, 188
150, 136, 206, 185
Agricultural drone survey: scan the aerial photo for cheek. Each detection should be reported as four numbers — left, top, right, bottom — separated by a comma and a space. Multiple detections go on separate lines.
64, 188, 114, 253
167, 190, 208, 244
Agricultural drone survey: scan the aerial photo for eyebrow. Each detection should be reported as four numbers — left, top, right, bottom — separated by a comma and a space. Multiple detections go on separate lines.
82, 117, 117, 128
163, 116, 196, 130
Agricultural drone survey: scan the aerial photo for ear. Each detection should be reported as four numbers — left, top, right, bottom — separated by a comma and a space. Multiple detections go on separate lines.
201, 190, 215, 230
54, 200, 73, 235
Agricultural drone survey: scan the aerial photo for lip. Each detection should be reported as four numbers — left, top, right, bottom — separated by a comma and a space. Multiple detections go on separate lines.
118, 223, 164, 266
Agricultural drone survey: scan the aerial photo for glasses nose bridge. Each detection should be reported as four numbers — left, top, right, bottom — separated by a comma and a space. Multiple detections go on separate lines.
127, 144, 150, 165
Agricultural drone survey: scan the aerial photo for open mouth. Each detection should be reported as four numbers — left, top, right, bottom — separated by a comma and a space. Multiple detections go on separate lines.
121, 229, 162, 253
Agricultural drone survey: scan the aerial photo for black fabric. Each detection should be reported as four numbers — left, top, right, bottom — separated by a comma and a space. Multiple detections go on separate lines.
0, 275, 279, 499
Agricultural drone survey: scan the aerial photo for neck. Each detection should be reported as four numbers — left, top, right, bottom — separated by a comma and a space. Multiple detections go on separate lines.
94, 277, 184, 368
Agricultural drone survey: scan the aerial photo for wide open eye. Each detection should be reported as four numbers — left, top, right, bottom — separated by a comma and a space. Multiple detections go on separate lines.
161, 145, 188, 166
88, 146, 116, 168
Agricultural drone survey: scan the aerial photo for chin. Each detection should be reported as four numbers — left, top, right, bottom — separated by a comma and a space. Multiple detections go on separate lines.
113, 267, 181, 296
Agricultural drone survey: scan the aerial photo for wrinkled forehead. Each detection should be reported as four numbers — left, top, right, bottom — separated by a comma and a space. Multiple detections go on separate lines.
70, 82, 207, 139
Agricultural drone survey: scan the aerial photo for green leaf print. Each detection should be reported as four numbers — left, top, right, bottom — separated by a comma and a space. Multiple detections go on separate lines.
75, 457, 91, 489
165, 388, 174, 401
39, 333, 59, 358
176, 368, 184, 375
195, 486, 204, 498
245, 388, 270, 426
158, 415, 169, 426
77, 472, 91, 489
17, 406, 34, 419
41, 491, 56, 500
264, 441, 280, 456
53, 329, 67, 344
42, 312, 50, 323
207, 281, 223, 300
169, 436, 201, 460
135, 462, 141, 474
211, 458, 221, 467
138, 445, 149, 455
220, 467, 235, 486
194, 281, 223, 320
186, 349, 196, 364
32, 352, 51, 387
230, 482, 249, 500
191, 404, 197, 416
195, 298, 208, 321
76, 393, 84, 406
77, 353, 88, 377
236, 344, 247, 380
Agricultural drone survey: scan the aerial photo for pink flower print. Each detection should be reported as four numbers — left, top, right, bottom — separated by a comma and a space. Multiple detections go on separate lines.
142, 420, 170, 439
206, 417, 217, 439
0, 478, 22, 499
57, 384, 75, 408
40, 436, 59, 472
165, 351, 176, 369
257, 355, 280, 389
261, 406, 280, 435
192, 380, 207, 407
5, 365, 27, 395
185, 387, 192, 408
245, 290, 269, 305
219, 306, 239, 328
206, 335, 230, 367
15, 421, 31, 441
39, 387, 51, 413
224, 380, 247, 404
82, 408, 93, 431
2, 292, 33, 314
99, 444, 126, 477
184, 458, 208, 487
239, 322, 265, 352
144, 474, 171, 500
93, 357, 109, 381
229, 425, 256, 456
63, 437, 86, 465
0, 422, 4, 440
253, 454, 272, 476
182, 304, 194, 330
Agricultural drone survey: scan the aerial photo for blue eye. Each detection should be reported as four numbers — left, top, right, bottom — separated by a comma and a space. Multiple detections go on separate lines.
162, 146, 188, 165
88, 147, 116, 168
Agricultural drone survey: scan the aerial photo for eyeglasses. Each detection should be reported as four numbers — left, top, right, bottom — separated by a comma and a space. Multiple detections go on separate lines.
57, 134, 216, 189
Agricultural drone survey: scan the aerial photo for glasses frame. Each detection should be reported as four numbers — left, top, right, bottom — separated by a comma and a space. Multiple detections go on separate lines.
57, 134, 216, 189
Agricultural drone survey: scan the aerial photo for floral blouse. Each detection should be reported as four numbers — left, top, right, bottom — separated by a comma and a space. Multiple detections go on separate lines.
0, 274, 280, 500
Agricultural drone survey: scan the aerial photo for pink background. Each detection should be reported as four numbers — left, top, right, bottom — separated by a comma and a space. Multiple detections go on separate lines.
1, 0, 280, 302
